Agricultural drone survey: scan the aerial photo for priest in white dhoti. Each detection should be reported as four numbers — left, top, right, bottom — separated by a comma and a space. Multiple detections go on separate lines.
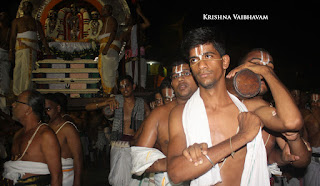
9, 1, 50, 96
98, 5, 120, 95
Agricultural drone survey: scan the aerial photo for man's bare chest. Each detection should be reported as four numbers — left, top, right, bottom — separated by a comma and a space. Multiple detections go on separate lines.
123, 103, 135, 121
206, 109, 239, 145
17, 18, 36, 32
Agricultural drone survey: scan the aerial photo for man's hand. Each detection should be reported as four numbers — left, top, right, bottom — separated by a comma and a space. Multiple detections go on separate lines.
237, 112, 262, 142
105, 97, 119, 111
182, 143, 208, 166
281, 143, 300, 164
226, 62, 270, 79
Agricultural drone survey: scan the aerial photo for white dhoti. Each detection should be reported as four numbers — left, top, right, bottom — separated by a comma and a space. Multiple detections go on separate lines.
98, 33, 120, 94
182, 89, 270, 186
61, 158, 74, 186
13, 31, 39, 96
3, 160, 50, 184
304, 147, 320, 186
109, 141, 133, 186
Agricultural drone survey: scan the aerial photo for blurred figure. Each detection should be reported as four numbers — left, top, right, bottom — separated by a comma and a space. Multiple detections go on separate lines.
0, 12, 11, 114
159, 77, 175, 104
303, 92, 320, 186
149, 90, 163, 110
45, 93, 83, 186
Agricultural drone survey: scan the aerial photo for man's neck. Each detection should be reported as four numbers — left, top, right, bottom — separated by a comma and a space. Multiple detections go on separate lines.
199, 83, 231, 107
23, 117, 41, 132
49, 116, 66, 127
124, 95, 135, 103
176, 98, 188, 105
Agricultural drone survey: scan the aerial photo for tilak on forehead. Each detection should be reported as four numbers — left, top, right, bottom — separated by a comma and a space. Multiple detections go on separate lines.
165, 87, 175, 99
174, 64, 184, 74
189, 44, 222, 66
312, 94, 319, 102
194, 44, 205, 58
119, 80, 130, 88
252, 51, 272, 66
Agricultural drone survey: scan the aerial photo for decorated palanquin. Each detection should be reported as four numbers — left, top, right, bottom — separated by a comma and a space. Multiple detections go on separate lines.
15, 0, 130, 98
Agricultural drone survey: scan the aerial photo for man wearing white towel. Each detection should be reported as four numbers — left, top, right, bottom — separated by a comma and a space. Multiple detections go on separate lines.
3, 90, 62, 186
167, 27, 305, 186
131, 60, 197, 185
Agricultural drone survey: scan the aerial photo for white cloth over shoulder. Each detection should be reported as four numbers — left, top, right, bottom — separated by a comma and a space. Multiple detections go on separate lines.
3, 160, 50, 184
61, 158, 74, 186
182, 88, 269, 186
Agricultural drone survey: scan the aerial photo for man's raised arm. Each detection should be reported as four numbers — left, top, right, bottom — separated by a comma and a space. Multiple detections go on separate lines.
227, 64, 303, 132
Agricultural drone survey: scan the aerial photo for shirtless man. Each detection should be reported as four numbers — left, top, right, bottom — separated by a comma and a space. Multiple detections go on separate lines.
131, 61, 197, 185
86, 75, 150, 185
45, 93, 83, 186
303, 92, 320, 185
3, 90, 61, 186
231, 49, 311, 168
9, 1, 50, 96
86, 75, 150, 142
97, 5, 120, 94
167, 27, 305, 185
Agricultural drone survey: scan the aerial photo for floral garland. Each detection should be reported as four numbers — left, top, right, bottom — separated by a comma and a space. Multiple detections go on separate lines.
49, 44, 99, 60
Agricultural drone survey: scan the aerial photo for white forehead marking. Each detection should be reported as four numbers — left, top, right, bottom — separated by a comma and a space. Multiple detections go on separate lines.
260, 51, 270, 65
174, 64, 183, 74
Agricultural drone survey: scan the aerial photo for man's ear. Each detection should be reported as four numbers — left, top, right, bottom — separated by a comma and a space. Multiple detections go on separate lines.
57, 105, 61, 113
133, 84, 136, 90
222, 54, 230, 70
25, 106, 32, 116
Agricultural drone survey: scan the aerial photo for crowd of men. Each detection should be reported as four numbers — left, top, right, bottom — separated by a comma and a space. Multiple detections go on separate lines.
0, 1, 320, 186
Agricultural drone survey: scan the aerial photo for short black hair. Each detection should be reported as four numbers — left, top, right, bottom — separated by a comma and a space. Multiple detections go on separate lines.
54, 93, 68, 113
181, 27, 226, 61
118, 75, 134, 86
26, 90, 50, 123
44, 93, 60, 105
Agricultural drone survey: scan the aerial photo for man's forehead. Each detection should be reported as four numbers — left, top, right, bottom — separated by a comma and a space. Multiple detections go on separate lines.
190, 43, 217, 54
172, 64, 190, 73
247, 51, 272, 60
120, 79, 131, 85
45, 99, 58, 106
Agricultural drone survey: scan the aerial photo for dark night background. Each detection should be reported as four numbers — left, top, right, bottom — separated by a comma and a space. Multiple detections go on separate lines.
2, 1, 318, 91
139, 0, 318, 91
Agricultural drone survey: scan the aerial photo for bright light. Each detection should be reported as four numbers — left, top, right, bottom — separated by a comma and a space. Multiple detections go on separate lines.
147, 61, 160, 66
